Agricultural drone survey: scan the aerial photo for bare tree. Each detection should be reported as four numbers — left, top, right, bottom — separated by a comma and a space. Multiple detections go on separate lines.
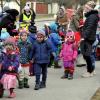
20, 0, 26, 13
15, 0, 20, 6
14, 0, 26, 13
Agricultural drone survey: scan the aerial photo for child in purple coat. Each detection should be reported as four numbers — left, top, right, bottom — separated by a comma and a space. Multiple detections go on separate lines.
60, 30, 78, 79
0, 42, 19, 98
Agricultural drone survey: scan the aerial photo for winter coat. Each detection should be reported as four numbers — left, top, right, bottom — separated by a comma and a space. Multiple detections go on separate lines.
70, 14, 80, 32
48, 32, 62, 53
28, 33, 36, 45
17, 40, 32, 64
0, 52, 19, 79
80, 10, 99, 56
60, 42, 77, 61
0, 41, 4, 63
82, 10, 99, 43
31, 40, 53, 64
0, 9, 19, 36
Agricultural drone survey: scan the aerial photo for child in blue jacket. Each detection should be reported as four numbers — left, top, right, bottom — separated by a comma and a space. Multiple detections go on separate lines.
31, 30, 55, 90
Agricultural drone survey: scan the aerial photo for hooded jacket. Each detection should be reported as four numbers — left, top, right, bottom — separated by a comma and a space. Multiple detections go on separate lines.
82, 10, 99, 43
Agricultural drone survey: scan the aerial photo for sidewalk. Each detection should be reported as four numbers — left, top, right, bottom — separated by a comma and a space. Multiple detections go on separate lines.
2, 61, 100, 100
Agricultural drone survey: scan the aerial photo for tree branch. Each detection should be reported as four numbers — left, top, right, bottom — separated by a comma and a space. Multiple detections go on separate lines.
15, 0, 20, 6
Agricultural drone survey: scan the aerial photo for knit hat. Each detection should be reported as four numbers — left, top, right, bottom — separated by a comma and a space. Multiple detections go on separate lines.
86, 1, 96, 9
66, 30, 74, 37
37, 30, 45, 37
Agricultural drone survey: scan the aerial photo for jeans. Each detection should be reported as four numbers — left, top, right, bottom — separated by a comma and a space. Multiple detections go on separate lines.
83, 55, 94, 73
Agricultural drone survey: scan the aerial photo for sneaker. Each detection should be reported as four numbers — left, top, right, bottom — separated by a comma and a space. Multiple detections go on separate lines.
82, 72, 93, 78
24, 84, 30, 88
8, 92, 16, 98
92, 70, 96, 75
34, 84, 40, 90
68, 74, 73, 80
18, 81, 24, 89
61, 75, 68, 79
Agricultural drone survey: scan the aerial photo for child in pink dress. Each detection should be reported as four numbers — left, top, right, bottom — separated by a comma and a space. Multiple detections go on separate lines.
60, 30, 78, 79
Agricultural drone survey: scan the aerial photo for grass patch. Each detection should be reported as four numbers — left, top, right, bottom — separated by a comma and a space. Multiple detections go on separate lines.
91, 88, 100, 100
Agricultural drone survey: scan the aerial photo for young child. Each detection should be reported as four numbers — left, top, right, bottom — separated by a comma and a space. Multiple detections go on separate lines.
28, 22, 37, 76
31, 30, 54, 90
0, 42, 19, 98
60, 30, 78, 79
17, 29, 32, 89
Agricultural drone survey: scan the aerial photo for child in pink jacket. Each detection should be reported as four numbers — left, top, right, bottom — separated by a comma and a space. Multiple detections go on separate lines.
60, 30, 78, 79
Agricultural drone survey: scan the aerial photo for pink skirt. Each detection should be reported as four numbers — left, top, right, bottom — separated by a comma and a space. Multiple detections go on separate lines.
1, 74, 17, 90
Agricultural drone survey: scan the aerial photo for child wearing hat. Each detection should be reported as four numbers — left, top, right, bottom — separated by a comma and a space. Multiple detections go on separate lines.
60, 30, 78, 79
0, 42, 19, 98
31, 29, 55, 90
17, 29, 32, 89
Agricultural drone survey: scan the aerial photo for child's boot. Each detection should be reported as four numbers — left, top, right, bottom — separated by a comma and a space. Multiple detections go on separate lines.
40, 81, 46, 88
34, 75, 40, 90
8, 92, 16, 98
8, 88, 16, 98
61, 70, 68, 79
68, 73, 73, 80
24, 78, 30, 88
54, 61, 61, 68
18, 80, 24, 89
0, 83, 4, 98
34, 83, 40, 90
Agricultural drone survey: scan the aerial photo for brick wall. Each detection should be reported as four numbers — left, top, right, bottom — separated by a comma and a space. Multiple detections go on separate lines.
36, 2, 48, 14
